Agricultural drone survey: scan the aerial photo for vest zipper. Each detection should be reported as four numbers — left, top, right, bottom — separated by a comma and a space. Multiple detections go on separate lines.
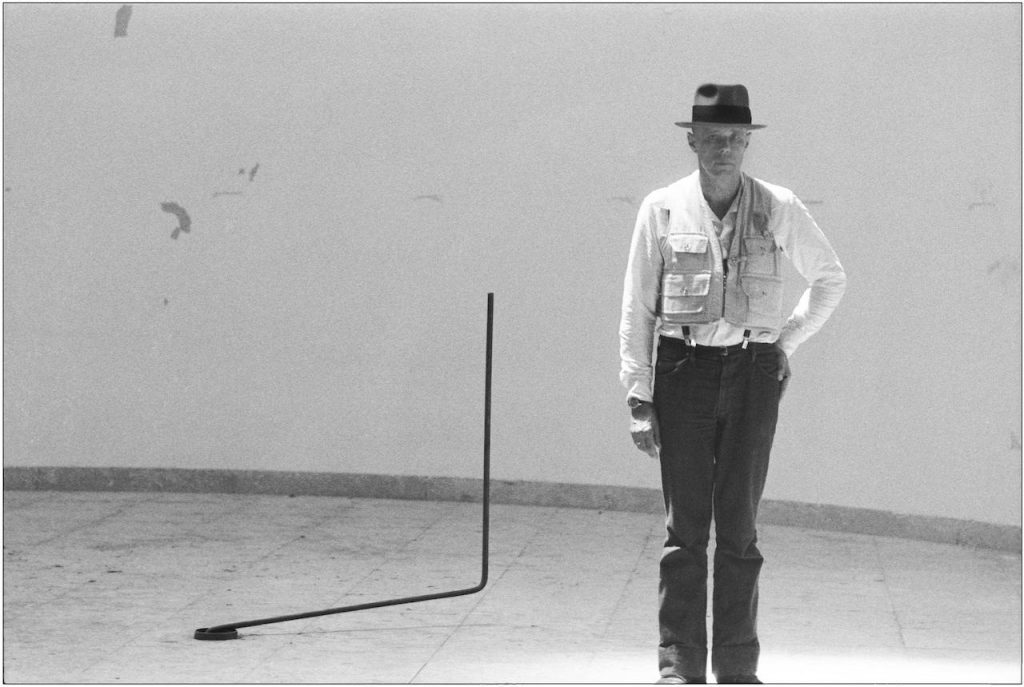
717, 234, 728, 318
705, 218, 728, 320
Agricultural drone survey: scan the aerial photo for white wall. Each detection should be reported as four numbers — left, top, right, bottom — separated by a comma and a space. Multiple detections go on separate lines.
4, 3, 1020, 525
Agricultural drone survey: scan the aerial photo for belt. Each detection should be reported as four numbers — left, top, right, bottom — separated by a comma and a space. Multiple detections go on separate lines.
659, 335, 776, 357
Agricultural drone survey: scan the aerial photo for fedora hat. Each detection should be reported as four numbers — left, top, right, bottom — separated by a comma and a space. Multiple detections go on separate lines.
675, 83, 766, 130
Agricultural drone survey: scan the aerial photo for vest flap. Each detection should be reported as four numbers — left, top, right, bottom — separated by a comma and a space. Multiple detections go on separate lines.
663, 272, 712, 297
668, 233, 709, 254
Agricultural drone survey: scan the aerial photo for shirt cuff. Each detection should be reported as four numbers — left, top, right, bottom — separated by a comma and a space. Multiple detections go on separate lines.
776, 334, 799, 359
625, 382, 653, 405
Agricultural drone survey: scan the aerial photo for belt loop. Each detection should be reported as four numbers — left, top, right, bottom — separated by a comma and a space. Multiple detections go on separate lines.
741, 329, 751, 350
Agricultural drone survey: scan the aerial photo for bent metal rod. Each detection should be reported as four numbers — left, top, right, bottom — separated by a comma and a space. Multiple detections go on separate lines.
194, 293, 494, 641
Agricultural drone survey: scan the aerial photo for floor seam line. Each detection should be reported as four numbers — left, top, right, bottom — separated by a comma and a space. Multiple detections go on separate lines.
234, 500, 470, 679
599, 518, 657, 641
873, 536, 908, 649
407, 506, 558, 683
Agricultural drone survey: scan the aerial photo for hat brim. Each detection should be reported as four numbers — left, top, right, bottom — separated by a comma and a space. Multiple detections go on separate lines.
675, 121, 766, 129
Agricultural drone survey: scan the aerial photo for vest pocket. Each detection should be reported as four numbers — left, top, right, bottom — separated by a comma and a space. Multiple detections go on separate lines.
668, 233, 709, 272
740, 275, 783, 324
662, 272, 711, 317
742, 237, 777, 274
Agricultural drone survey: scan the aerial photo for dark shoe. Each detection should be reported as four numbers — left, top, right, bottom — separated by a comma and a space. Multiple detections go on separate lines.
717, 676, 761, 684
656, 676, 706, 684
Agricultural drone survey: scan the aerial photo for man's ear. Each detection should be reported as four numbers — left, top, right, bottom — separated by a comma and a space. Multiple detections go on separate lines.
686, 132, 697, 153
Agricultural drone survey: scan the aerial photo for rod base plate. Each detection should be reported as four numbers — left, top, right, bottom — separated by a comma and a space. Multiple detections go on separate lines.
194, 627, 240, 641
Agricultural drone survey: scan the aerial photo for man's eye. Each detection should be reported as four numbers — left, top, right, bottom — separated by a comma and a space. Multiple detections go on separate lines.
704, 135, 744, 147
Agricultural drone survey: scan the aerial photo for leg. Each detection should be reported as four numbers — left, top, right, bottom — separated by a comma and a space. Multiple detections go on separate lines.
654, 351, 720, 680
710, 349, 781, 679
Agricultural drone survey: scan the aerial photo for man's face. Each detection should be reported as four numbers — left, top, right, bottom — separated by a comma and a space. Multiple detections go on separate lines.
687, 126, 751, 178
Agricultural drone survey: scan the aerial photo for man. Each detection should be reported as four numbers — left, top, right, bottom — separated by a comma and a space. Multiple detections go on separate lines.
619, 84, 846, 684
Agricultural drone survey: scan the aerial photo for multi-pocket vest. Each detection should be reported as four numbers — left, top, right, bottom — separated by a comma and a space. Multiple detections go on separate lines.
657, 172, 785, 336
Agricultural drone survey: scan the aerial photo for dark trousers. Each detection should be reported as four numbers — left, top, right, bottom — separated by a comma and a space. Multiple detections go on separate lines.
652, 336, 782, 680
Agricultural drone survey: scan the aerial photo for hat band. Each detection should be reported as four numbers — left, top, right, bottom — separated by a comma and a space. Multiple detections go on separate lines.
691, 104, 752, 125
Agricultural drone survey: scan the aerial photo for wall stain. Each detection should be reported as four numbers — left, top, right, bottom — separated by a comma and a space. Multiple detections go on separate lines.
413, 194, 443, 203
969, 178, 996, 210
609, 196, 636, 205
160, 202, 191, 239
986, 258, 1021, 297
238, 164, 259, 181
212, 191, 243, 198
114, 5, 132, 37
1011, 431, 1021, 452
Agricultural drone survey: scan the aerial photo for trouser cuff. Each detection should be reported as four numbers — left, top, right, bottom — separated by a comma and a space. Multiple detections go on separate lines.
660, 644, 707, 679
711, 643, 759, 678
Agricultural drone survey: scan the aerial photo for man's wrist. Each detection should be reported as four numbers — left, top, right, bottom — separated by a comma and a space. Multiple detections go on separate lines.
775, 334, 797, 359
628, 397, 653, 414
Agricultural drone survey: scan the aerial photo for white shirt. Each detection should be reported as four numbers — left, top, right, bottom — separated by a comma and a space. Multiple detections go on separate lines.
619, 172, 847, 403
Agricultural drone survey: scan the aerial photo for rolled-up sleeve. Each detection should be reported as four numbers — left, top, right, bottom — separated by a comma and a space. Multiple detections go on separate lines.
773, 195, 847, 358
619, 197, 665, 402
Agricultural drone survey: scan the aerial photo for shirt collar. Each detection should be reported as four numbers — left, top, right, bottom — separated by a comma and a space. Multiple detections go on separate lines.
699, 193, 741, 221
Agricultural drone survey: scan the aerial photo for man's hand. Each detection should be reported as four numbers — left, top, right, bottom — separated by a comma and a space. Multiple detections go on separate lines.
629, 402, 661, 459
774, 344, 791, 399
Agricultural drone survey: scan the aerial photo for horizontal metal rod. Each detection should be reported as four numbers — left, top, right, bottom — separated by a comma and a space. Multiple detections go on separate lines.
204, 579, 487, 634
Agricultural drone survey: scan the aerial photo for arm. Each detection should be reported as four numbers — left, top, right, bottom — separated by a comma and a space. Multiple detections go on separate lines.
620, 197, 665, 457
773, 195, 847, 359
619, 198, 664, 403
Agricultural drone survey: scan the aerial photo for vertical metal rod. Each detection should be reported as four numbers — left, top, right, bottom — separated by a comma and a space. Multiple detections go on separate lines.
194, 293, 494, 640
481, 291, 492, 587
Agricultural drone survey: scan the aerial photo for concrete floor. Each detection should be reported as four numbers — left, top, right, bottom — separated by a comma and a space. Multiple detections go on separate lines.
2, 491, 1020, 684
